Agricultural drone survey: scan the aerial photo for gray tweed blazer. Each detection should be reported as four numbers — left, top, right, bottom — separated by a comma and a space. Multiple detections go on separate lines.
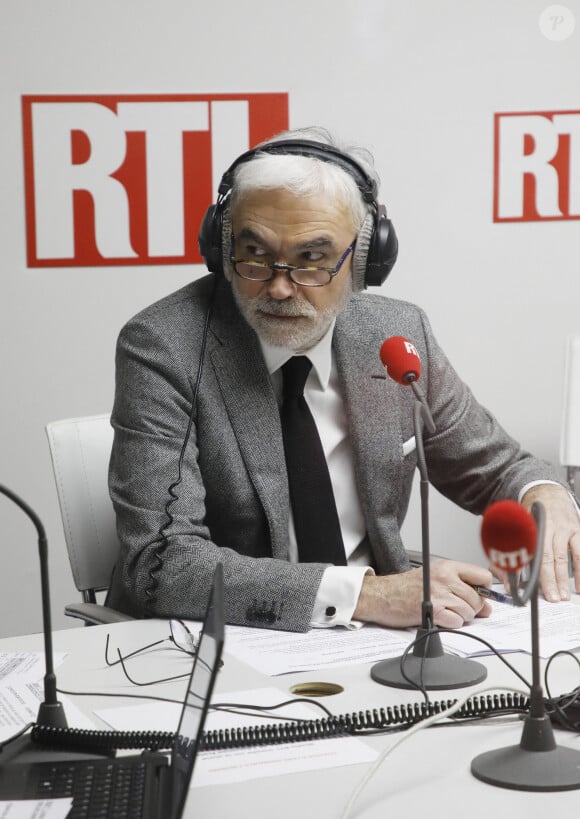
106, 275, 558, 630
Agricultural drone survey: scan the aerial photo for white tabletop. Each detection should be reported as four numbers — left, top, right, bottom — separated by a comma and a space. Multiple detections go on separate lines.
1, 615, 579, 819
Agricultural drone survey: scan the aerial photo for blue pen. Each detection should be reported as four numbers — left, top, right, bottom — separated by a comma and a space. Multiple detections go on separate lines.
469, 584, 514, 605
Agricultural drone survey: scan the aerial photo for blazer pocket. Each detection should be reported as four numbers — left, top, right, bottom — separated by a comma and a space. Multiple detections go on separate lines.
402, 435, 416, 456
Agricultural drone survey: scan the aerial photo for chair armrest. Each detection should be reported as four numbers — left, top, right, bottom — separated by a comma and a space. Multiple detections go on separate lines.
64, 602, 134, 626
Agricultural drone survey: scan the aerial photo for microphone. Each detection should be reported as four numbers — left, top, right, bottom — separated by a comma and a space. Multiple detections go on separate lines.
371, 338, 487, 691
471, 500, 580, 791
481, 499, 536, 573
481, 499, 540, 606
379, 336, 421, 384
379, 336, 435, 433
0, 485, 67, 760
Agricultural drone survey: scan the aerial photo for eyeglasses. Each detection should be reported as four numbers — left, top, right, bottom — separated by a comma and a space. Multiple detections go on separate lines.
104, 619, 207, 686
230, 241, 355, 287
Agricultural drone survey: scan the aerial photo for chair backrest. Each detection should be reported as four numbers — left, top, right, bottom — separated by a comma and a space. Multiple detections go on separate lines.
560, 335, 580, 471
46, 414, 118, 596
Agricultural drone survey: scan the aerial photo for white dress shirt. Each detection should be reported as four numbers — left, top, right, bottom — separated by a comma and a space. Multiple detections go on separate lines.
259, 321, 373, 628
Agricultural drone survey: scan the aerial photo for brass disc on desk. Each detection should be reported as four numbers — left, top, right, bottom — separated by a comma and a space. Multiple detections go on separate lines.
289, 682, 344, 697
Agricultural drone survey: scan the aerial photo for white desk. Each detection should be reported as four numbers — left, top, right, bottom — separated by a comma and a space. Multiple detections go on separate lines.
1, 617, 579, 819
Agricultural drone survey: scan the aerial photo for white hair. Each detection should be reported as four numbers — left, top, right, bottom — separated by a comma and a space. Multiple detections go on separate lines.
229, 126, 379, 232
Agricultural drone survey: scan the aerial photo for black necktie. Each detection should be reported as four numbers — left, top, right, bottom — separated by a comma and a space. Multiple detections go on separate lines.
280, 356, 346, 565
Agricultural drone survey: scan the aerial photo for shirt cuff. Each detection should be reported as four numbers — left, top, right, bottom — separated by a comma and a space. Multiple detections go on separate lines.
518, 479, 559, 501
519, 480, 580, 517
310, 566, 373, 629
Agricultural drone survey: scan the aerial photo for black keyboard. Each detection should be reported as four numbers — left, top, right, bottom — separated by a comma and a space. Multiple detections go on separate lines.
34, 760, 149, 819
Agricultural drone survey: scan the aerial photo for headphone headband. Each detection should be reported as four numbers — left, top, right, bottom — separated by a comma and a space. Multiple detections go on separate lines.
198, 137, 398, 287
217, 139, 378, 204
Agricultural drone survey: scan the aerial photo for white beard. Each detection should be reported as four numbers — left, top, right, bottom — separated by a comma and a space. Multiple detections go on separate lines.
232, 279, 353, 352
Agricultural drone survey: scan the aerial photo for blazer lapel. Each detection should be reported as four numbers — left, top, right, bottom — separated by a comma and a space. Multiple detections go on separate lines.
334, 298, 410, 571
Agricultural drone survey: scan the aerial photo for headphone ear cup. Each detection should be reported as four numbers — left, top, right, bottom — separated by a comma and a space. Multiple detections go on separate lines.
198, 204, 224, 276
364, 205, 399, 288
351, 213, 374, 292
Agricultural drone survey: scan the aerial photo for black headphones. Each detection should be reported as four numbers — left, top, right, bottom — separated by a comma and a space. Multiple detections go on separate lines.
198, 139, 398, 288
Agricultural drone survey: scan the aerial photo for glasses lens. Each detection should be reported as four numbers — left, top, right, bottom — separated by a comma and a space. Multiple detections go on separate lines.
170, 619, 198, 654
291, 268, 332, 286
235, 262, 272, 281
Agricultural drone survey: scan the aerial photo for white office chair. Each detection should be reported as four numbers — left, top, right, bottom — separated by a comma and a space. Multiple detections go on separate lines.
560, 335, 580, 497
45, 414, 133, 625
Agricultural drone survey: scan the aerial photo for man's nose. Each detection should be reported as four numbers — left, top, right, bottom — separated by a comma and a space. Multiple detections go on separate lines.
266, 269, 297, 300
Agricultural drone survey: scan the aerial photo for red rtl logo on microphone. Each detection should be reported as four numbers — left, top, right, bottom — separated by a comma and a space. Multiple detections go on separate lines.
21, 93, 289, 267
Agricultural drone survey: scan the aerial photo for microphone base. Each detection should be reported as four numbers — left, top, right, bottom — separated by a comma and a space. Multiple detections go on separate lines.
471, 745, 580, 791
37, 701, 68, 729
472, 713, 580, 791
370, 628, 487, 691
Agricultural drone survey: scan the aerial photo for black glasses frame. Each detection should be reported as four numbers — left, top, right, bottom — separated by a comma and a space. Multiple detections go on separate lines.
104, 619, 201, 686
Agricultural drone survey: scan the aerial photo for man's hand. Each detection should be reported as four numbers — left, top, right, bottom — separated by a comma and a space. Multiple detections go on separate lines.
353, 560, 493, 629
521, 483, 580, 602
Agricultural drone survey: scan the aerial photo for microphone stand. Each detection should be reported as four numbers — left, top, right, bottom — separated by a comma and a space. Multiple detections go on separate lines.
0, 484, 75, 766
0, 485, 67, 730
471, 502, 580, 790
370, 382, 488, 690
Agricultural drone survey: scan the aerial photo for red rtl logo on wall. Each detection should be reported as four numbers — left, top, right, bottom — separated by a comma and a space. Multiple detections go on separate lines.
22, 94, 289, 267
494, 110, 580, 222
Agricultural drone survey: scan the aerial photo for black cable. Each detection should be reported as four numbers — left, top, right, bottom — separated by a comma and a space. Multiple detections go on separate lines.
144, 276, 218, 614
56, 687, 335, 720
42, 629, 577, 754
58, 687, 187, 705
399, 626, 533, 695
37, 681, 578, 753
33, 683, 565, 758
398, 631, 431, 704
211, 697, 334, 719
543, 650, 580, 731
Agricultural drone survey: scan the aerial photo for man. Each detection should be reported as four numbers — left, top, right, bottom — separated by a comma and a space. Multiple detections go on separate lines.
106, 126, 580, 632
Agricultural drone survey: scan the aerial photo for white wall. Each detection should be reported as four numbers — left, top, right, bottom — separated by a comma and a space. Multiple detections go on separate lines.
1, 0, 578, 637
